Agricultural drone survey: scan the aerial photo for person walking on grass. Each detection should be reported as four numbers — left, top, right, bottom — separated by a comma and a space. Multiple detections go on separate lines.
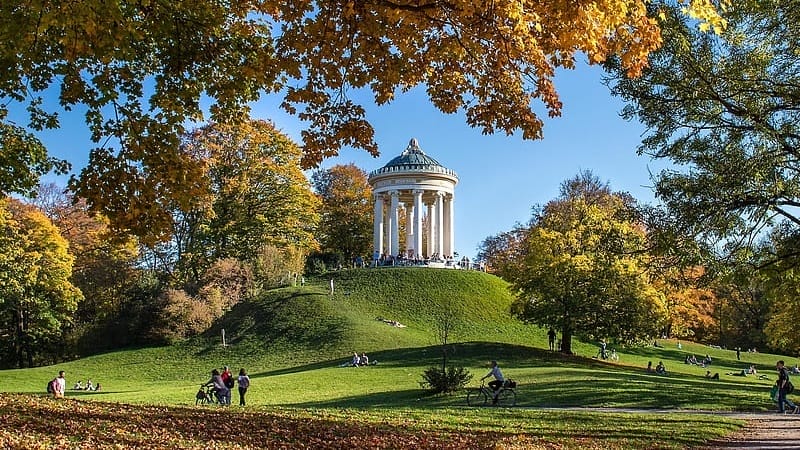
237, 368, 251, 406
548, 328, 556, 351
776, 360, 799, 414
480, 360, 505, 404
204, 369, 230, 405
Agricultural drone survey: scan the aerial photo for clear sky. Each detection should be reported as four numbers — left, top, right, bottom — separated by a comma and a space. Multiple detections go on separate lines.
34, 61, 662, 260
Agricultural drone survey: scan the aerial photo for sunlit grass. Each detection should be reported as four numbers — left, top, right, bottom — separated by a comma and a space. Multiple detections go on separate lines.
1, 268, 786, 447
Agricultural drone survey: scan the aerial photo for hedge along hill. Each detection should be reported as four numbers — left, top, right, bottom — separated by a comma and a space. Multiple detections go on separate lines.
202, 267, 543, 364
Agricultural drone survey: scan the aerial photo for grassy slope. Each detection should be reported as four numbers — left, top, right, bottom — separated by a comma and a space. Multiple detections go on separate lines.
2, 268, 787, 411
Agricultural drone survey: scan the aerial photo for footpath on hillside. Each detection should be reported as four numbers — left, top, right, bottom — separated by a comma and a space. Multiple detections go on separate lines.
546, 407, 799, 450
700, 412, 800, 450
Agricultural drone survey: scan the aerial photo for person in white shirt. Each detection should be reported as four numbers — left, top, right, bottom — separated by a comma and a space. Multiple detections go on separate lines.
237, 368, 251, 406
480, 361, 505, 402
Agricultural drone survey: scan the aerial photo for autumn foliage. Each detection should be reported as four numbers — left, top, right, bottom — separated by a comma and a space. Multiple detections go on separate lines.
1, 0, 725, 242
0, 394, 538, 449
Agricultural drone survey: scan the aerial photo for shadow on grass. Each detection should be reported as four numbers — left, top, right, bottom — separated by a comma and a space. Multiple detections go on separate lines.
245, 340, 772, 411
197, 290, 349, 356
252, 341, 595, 378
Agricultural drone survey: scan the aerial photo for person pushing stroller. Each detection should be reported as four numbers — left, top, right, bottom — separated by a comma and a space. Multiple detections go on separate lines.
203, 368, 230, 405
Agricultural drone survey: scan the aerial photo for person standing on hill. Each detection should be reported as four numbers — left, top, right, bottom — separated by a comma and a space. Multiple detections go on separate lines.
548, 328, 557, 351
237, 368, 251, 406
480, 361, 505, 404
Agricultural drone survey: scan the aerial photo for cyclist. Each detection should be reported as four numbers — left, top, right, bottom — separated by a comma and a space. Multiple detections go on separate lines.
480, 360, 505, 404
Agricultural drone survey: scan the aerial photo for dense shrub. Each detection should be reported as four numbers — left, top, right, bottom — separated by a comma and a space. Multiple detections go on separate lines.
305, 251, 345, 275
420, 366, 473, 394
252, 245, 306, 289
201, 258, 254, 308
157, 289, 216, 343
305, 256, 327, 275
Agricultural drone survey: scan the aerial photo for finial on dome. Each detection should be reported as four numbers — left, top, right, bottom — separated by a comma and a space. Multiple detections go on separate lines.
405, 138, 424, 154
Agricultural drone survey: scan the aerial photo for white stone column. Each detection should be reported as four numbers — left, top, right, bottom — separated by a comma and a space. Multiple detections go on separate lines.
435, 191, 444, 258
426, 201, 434, 258
389, 190, 400, 257
405, 204, 413, 257
413, 190, 424, 259
373, 193, 384, 255
444, 194, 454, 257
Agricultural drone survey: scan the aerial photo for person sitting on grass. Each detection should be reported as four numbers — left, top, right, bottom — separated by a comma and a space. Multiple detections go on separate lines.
705, 371, 720, 380
655, 361, 667, 375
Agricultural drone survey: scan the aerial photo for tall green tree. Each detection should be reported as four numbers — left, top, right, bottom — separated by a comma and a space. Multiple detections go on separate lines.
755, 225, 800, 353
31, 184, 139, 354
1, 0, 722, 242
164, 119, 319, 284
0, 198, 82, 368
604, 0, 800, 265
508, 172, 666, 353
311, 164, 373, 260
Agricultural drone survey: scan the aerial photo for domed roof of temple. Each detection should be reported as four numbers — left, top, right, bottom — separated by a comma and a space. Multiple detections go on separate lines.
369, 138, 458, 180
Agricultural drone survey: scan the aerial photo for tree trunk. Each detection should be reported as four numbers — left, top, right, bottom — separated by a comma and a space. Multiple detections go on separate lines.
16, 308, 24, 368
561, 327, 573, 355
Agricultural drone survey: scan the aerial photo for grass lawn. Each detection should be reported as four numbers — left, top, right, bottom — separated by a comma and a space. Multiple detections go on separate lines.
1, 268, 786, 448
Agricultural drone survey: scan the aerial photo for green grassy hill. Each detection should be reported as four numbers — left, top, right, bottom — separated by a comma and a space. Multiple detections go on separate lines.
1, 267, 792, 413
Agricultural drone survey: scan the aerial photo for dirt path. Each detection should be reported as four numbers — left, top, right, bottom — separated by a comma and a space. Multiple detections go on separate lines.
543, 407, 799, 449
701, 413, 800, 450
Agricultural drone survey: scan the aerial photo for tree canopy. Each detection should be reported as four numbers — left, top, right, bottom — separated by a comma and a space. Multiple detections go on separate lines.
311, 164, 373, 260
157, 119, 319, 282
507, 172, 666, 353
604, 0, 800, 265
0, 198, 82, 368
1, 0, 724, 241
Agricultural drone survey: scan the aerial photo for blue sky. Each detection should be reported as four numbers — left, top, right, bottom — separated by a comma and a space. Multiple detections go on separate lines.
34, 61, 662, 260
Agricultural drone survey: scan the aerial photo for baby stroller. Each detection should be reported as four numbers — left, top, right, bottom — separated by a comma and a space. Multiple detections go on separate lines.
195, 385, 216, 405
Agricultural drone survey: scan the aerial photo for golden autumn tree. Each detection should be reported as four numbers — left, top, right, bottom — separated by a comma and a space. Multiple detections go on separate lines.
508, 172, 667, 354
168, 119, 319, 284
311, 164, 373, 260
0, 198, 82, 367
1, 0, 724, 242
655, 267, 718, 342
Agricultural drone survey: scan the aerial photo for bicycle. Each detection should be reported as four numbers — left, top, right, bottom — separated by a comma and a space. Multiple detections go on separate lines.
195, 385, 216, 405
466, 380, 516, 407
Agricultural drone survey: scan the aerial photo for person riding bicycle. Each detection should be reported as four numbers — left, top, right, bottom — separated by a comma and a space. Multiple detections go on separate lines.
480, 360, 505, 403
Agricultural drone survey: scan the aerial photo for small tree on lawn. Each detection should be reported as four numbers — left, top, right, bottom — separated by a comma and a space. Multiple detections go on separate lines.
420, 298, 472, 394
